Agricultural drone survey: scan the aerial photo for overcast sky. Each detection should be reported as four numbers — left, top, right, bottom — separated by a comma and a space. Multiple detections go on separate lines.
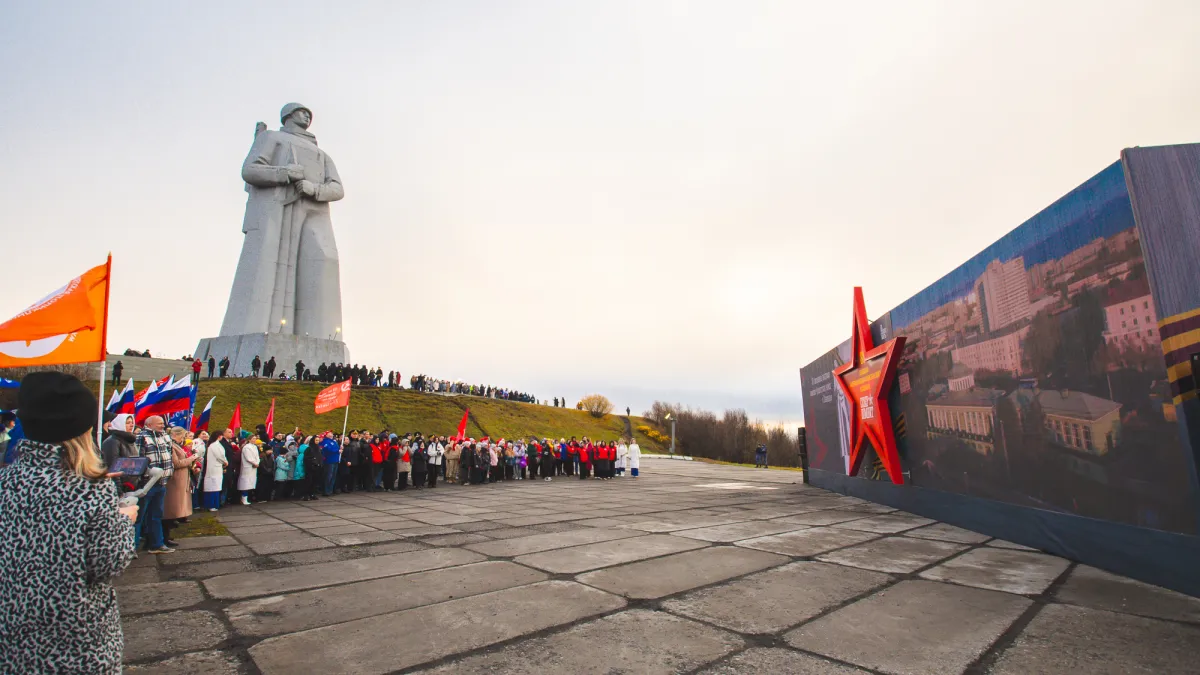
2, 1, 1197, 425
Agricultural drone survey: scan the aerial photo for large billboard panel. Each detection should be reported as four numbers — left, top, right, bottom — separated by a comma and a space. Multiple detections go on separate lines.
801, 158, 1199, 535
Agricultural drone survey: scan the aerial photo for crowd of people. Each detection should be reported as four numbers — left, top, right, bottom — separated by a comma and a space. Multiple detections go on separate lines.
198, 355, 553, 405
192, 428, 643, 510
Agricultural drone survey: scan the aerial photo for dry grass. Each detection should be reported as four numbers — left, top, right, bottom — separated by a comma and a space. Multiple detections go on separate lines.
172, 512, 230, 538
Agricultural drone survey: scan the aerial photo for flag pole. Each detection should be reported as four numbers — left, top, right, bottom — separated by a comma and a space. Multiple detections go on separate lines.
95, 253, 113, 452
96, 361, 106, 450
340, 403, 350, 452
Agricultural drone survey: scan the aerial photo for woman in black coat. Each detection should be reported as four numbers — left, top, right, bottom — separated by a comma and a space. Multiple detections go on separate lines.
410, 441, 428, 489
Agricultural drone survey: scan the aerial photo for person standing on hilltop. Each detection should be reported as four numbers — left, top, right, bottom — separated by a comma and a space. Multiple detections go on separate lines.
207, 356, 216, 379
111, 360, 123, 386
251, 355, 262, 377
191, 357, 202, 385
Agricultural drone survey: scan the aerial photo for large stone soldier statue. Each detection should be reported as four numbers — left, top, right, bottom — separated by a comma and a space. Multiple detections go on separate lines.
220, 102, 345, 340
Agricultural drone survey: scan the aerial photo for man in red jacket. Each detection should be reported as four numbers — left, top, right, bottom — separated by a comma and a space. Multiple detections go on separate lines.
191, 358, 202, 386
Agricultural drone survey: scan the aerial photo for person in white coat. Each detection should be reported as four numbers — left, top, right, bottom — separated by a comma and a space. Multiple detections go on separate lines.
202, 433, 227, 511
627, 441, 641, 477
237, 439, 261, 505
616, 440, 629, 476
426, 438, 445, 488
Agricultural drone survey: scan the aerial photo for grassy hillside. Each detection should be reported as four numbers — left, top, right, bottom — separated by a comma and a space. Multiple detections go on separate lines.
66, 379, 664, 449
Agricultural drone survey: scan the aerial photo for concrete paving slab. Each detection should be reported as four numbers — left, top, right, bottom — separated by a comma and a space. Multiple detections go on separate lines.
157, 542, 255, 564
224, 523, 297, 535
166, 559, 258, 579
466, 527, 642, 558
578, 546, 789, 599
468, 526, 542, 540
269, 548, 352, 565
249, 581, 625, 674
840, 503, 899, 514
123, 610, 229, 662
172, 535, 239, 549
696, 648, 871, 674
113, 566, 160, 587
576, 517, 627, 528
244, 535, 337, 555
118, 581, 205, 615
816, 536, 968, 574
737, 527, 880, 557
830, 512, 935, 534
920, 547, 1070, 595
903, 522, 991, 544
215, 515, 280, 526
990, 603, 1200, 675
987, 538, 1038, 551
422, 532, 491, 546
674, 520, 809, 543
1053, 564, 1200, 624
516, 534, 709, 574
662, 561, 891, 633
361, 541, 430, 556
125, 650, 242, 674
622, 513, 749, 533
323, 531, 402, 546
785, 580, 1030, 675
408, 511, 478, 526
299, 522, 375, 535
449, 520, 498, 533
205, 547, 484, 599
771, 510, 874, 526
526, 521, 586, 534
235, 529, 319, 544
227, 561, 547, 636
394, 525, 460, 537
416, 609, 741, 674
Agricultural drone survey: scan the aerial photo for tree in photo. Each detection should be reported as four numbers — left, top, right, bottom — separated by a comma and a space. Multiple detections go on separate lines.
579, 394, 614, 418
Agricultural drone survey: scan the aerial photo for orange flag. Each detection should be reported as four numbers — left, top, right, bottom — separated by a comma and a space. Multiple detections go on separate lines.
315, 379, 352, 414
0, 256, 111, 367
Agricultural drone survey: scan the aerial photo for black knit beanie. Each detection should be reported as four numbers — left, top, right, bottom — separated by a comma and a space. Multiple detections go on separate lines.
17, 372, 97, 443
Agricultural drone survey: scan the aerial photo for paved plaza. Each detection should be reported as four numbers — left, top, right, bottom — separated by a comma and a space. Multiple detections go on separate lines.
119, 460, 1200, 674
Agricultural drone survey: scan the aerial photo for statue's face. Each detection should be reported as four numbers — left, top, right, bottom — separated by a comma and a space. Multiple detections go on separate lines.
290, 109, 312, 128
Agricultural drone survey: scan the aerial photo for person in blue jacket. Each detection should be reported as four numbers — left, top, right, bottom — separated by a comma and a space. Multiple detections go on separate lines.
320, 432, 341, 496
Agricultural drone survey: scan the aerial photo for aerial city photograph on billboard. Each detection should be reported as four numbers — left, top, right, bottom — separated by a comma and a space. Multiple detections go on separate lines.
802, 161, 1197, 535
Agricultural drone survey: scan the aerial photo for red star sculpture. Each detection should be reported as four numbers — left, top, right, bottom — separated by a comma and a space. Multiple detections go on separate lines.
832, 287, 907, 484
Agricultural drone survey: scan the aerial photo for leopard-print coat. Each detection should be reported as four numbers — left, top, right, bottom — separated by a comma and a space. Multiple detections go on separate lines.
0, 439, 136, 674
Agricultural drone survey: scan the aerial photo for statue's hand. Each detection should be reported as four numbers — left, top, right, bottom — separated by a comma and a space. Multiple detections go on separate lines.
286, 164, 305, 181
295, 179, 317, 197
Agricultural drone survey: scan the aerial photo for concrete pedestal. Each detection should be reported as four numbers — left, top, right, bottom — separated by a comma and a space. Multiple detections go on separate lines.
195, 333, 349, 379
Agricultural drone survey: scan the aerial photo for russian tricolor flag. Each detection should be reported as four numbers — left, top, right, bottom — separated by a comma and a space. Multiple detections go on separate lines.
136, 377, 194, 423
192, 397, 214, 433
107, 378, 135, 414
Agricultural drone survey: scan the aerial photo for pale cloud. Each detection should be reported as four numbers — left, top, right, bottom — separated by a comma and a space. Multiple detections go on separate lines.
1, 0, 1197, 423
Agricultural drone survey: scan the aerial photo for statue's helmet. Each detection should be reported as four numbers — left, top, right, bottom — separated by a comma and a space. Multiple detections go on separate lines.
280, 102, 312, 124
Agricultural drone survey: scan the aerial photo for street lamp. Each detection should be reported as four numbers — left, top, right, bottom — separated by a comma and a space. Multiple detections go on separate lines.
279, 318, 287, 333
664, 413, 676, 456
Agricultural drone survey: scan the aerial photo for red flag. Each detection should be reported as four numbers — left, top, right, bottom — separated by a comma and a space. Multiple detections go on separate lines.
229, 403, 242, 431
455, 409, 469, 442
315, 380, 352, 415
265, 398, 276, 437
